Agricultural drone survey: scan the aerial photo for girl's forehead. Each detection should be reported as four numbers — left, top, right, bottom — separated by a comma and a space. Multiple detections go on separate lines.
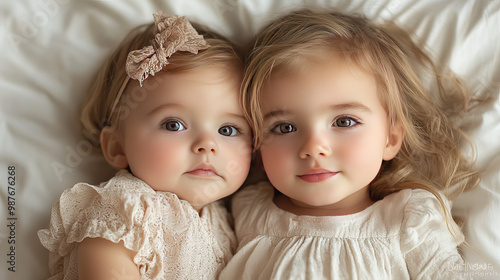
269, 43, 372, 78
265, 57, 376, 96
268, 50, 373, 87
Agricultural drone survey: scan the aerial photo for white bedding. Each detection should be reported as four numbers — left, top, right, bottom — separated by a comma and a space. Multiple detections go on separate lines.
0, 0, 499, 279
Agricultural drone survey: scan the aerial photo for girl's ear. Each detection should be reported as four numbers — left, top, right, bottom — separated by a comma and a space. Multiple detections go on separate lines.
383, 121, 404, 161
100, 126, 128, 169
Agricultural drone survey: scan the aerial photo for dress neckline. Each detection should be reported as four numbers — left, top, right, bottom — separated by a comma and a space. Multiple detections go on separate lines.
260, 182, 384, 222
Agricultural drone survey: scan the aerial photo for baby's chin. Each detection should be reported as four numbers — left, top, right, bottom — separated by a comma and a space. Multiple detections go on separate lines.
184, 184, 234, 210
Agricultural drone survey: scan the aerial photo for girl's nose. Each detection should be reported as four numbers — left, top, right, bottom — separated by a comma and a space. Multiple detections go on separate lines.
299, 131, 331, 159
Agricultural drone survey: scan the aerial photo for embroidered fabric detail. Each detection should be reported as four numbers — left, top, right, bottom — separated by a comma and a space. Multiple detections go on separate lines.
38, 170, 236, 279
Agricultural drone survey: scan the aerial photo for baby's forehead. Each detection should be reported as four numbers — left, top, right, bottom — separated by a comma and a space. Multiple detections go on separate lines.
138, 64, 240, 86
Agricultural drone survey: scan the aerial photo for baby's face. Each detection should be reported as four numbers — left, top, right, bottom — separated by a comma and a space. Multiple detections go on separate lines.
259, 55, 401, 215
118, 66, 251, 210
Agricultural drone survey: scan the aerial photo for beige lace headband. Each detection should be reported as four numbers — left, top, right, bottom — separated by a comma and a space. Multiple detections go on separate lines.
106, 11, 210, 125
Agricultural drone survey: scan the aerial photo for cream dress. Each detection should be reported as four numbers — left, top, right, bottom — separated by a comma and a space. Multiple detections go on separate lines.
219, 182, 466, 280
38, 169, 236, 279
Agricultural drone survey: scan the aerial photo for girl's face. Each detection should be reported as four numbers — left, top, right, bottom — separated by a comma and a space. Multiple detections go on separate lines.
117, 66, 252, 211
259, 55, 401, 215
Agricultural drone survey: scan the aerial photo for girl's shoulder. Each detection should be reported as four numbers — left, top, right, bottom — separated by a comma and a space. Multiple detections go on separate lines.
379, 188, 448, 213
394, 188, 464, 250
394, 190, 465, 277
388, 188, 451, 218
380, 188, 456, 231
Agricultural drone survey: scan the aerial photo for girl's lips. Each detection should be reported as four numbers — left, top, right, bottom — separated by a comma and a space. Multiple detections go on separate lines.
297, 170, 338, 183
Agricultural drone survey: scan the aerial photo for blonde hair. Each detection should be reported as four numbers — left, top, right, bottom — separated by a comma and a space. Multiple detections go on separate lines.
244, 10, 479, 220
81, 20, 243, 145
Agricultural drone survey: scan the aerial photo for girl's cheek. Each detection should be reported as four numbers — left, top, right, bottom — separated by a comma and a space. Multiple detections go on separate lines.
261, 142, 291, 170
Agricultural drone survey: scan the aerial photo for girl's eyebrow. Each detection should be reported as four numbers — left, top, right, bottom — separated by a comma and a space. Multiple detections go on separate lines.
263, 110, 290, 120
330, 102, 372, 113
263, 102, 372, 120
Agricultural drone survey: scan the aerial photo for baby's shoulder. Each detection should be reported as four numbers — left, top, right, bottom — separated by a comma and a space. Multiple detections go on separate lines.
96, 169, 156, 194
60, 170, 197, 225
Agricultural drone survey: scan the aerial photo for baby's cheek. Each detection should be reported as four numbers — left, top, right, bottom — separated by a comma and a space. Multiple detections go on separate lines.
224, 160, 243, 176
140, 142, 182, 173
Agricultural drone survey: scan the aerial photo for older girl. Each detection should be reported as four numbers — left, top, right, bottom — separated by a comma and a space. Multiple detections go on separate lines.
221, 9, 478, 279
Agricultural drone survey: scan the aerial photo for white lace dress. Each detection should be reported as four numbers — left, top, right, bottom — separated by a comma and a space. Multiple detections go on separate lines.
38, 169, 236, 279
219, 182, 466, 280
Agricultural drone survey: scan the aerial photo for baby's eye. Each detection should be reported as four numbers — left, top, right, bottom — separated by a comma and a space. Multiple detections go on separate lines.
219, 125, 239, 136
162, 120, 186, 131
332, 116, 359, 128
271, 123, 297, 134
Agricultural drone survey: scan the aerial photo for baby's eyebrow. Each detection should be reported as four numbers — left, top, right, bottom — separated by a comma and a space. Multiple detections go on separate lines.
146, 103, 183, 116
225, 112, 248, 122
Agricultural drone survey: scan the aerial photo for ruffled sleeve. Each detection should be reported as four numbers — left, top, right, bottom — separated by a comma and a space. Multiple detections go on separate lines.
38, 170, 176, 278
400, 189, 467, 280
38, 176, 148, 251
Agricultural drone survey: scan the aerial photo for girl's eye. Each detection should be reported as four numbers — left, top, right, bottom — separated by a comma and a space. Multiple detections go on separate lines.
332, 116, 358, 128
219, 125, 238, 136
271, 123, 297, 134
162, 120, 186, 131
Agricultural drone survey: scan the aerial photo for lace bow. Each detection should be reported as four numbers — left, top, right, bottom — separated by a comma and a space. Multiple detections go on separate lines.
125, 12, 210, 85
105, 12, 210, 126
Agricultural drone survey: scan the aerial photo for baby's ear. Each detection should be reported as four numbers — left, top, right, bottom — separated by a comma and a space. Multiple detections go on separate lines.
100, 126, 128, 169
383, 120, 404, 161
